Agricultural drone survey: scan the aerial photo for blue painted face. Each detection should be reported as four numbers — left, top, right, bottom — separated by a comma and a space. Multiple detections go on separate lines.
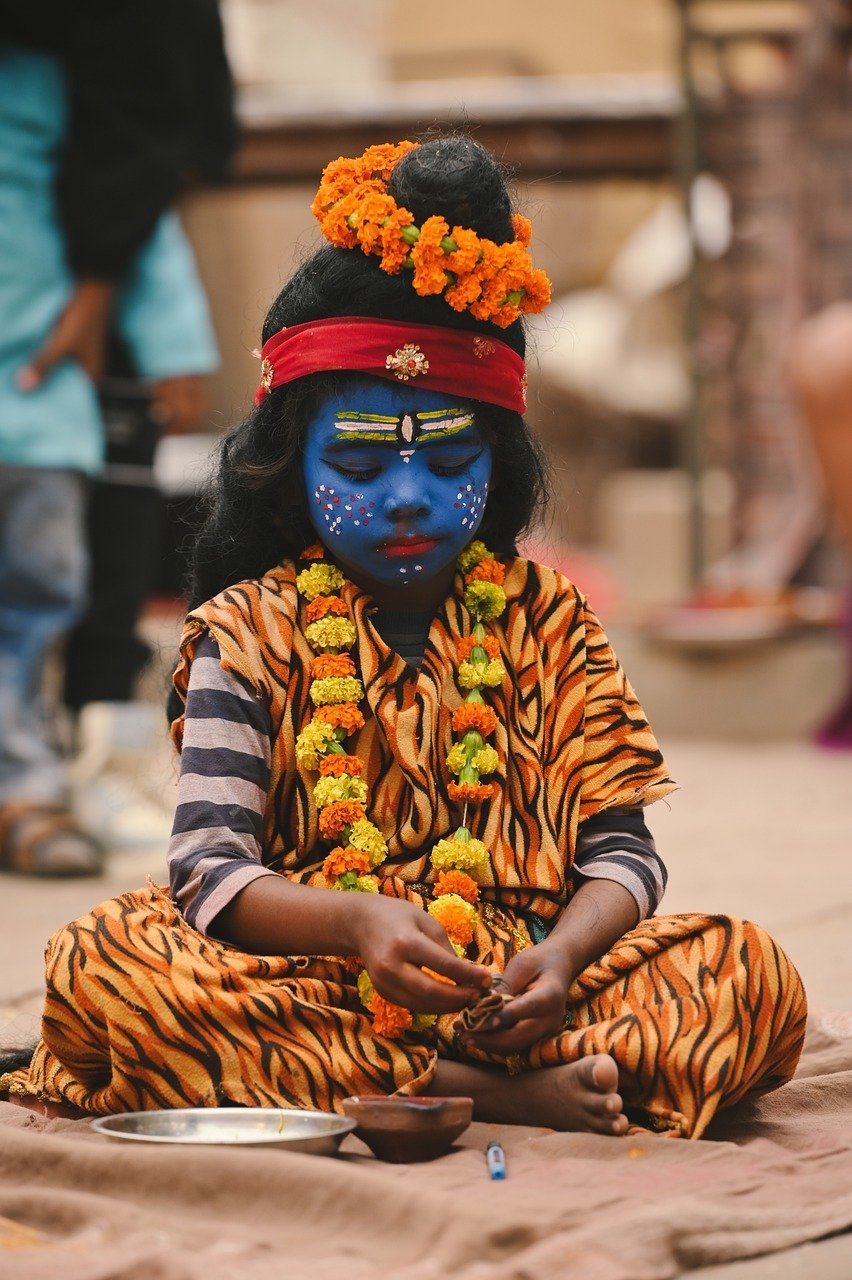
302, 381, 492, 594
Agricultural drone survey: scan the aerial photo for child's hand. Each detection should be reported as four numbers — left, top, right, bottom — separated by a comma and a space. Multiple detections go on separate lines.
462, 943, 572, 1055
353, 895, 491, 1014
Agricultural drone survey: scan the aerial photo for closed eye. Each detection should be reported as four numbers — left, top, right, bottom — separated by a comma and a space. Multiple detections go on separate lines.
430, 450, 483, 477
328, 463, 381, 481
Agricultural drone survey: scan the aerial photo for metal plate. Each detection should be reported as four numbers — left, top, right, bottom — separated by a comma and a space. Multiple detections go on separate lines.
91, 1107, 356, 1155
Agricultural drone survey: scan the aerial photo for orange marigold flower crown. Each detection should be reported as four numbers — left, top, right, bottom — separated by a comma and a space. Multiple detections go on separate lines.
311, 140, 552, 330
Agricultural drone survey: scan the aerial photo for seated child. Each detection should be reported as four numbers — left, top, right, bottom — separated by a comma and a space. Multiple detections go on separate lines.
1, 138, 807, 1137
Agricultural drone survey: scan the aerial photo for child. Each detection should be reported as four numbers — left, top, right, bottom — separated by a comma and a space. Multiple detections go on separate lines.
1, 139, 807, 1137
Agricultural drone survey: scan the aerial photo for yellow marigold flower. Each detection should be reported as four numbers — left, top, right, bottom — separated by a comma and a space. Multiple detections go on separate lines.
430, 836, 489, 878
457, 659, 506, 690
305, 616, 357, 651
464, 581, 506, 622
313, 774, 369, 810
294, 719, 336, 770
354, 874, 380, 893
357, 968, 375, 1009
347, 818, 388, 866
309, 675, 364, 707
446, 742, 469, 775
457, 540, 489, 574
412, 1012, 438, 1031
474, 745, 499, 775
296, 562, 345, 601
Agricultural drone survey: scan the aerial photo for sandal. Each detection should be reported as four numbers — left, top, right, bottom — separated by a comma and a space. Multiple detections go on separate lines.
0, 802, 105, 877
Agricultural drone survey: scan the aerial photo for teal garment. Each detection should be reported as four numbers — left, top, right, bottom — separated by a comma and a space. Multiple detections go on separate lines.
0, 48, 219, 475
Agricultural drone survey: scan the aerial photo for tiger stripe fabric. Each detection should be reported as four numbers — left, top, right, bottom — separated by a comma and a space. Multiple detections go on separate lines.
3, 557, 807, 1135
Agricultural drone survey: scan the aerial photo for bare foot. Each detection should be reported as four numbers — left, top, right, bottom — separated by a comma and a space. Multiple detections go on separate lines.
511, 1053, 628, 1135
434, 1052, 628, 1135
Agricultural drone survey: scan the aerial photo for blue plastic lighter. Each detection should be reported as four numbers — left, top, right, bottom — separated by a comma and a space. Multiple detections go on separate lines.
486, 1140, 507, 1180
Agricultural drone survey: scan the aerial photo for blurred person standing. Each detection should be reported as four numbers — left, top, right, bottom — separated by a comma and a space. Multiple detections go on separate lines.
0, 3, 234, 875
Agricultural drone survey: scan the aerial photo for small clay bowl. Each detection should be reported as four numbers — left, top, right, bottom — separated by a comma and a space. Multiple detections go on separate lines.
341, 1095, 474, 1163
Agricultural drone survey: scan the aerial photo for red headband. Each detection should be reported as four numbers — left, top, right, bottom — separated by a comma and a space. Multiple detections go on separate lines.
254, 317, 527, 412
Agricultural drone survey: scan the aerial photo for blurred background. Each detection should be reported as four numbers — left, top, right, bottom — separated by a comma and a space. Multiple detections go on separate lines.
1, 0, 850, 1028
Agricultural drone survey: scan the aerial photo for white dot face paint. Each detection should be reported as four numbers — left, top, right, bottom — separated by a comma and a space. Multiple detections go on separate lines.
454, 478, 488, 530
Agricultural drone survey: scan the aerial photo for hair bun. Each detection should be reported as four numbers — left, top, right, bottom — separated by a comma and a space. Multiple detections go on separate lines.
387, 137, 514, 244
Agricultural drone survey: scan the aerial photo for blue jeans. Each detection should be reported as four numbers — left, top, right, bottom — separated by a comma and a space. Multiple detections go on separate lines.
0, 466, 87, 804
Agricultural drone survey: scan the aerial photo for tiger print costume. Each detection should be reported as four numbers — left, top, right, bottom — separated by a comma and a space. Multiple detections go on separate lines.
6, 559, 807, 1136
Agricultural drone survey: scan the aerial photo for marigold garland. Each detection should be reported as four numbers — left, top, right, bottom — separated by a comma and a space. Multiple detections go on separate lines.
311, 142, 551, 329
295, 535, 507, 1036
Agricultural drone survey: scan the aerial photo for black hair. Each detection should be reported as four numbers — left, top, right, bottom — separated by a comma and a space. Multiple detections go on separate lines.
184, 137, 550, 610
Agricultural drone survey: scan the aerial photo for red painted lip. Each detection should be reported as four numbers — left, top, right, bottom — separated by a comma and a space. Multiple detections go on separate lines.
380, 538, 440, 558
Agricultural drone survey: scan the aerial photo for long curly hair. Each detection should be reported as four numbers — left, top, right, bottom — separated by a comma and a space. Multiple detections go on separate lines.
184, 137, 550, 610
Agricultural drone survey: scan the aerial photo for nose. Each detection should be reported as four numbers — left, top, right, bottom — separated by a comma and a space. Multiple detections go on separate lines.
383, 478, 431, 523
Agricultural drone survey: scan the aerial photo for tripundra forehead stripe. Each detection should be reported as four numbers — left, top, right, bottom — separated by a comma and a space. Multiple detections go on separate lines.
334, 409, 474, 444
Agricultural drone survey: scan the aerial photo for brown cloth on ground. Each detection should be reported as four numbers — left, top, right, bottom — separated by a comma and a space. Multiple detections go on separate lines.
1, 1015, 850, 1280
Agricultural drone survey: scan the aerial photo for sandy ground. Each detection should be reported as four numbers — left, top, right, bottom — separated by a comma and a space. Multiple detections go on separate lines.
1, 733, 850, 1278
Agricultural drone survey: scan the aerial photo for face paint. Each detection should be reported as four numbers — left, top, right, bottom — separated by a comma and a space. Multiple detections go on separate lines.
302, 381, 492, 593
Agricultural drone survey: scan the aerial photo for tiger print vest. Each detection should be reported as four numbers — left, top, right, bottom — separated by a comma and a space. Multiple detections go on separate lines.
172, 557, 674, 922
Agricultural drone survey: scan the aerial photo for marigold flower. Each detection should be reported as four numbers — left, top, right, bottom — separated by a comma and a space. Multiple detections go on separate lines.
457, 659, 506, 690
354, 874, 380, 893
512, 213, 533, 246
434, 870, 479, 904
323, 846, 371, 880
521, 267, 552, 313
309, 675, 364, 707
410, 215, 451, 296
357, 968, 375, 1008
457, 633, 500, 663
457, 540, 489, 574
372, 994, 413, 1038
314, 702, 365, 733
451, 702, 498, 737
313, 774, 368, 809
296, 562, 345, 602
430, 835, 490, 877
295, 719, 336, 770
466, 557, 505, 586
474, 745, 499, 776
445, 743, 469, 775
306, 596, 349, 624
444, 225, 481, 276
311, 653, 355, 679
444, 272, 483, 312
464, 581, 506, 622
412, 1012, 438, 1030
379, 214, 414, 274
305, 617, 357, 652
319, 753, 363, 778
347, 818, 388, 866
429, 894, 477, 947
448, 780, 497, 805
301, 543, 326, 561
318, 800, 366, 840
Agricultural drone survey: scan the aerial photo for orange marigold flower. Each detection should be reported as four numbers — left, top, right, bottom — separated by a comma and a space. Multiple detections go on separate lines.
315, 703, 366, 733
430, 899, 476, 947
466, 557, 505, 586
322, 846, 371, 879
301, 543, 326, 561
457, 633, 500, 662
451, 703, 498, 737
353, 192, 398, 252
306, 595, 348, 623
311, 653, 356, 679
319, 753, 363, 778
410, 215, 451, 297
447, 780, 497, 805
512, 213, 533, 246
444, 272, 483, 312
356, 140, 418, 181
371, 993, 413, 1037
444, 225, 481, 276
434, 870, 479, 904
318, 800, 366, 841
521, 267, 552, 313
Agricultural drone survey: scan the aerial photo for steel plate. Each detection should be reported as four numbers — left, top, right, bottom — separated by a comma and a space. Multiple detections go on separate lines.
91, 1107, 356, 1155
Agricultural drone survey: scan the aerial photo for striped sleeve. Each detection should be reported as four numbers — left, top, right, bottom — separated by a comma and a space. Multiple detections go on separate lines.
573, 808, 668, 921
168, 633, 277, 935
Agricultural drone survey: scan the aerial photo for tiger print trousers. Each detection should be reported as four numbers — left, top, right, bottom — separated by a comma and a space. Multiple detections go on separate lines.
9, 884, 807, 1138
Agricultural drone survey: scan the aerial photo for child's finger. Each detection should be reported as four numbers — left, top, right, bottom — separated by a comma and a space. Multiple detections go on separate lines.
405, 932, 491, 990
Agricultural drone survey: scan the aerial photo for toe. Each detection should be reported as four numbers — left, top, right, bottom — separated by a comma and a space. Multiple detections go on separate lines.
584, 1053, 619, 1095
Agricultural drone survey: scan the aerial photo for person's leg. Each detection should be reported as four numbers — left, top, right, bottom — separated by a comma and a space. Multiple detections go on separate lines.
0, 466, 103, 874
